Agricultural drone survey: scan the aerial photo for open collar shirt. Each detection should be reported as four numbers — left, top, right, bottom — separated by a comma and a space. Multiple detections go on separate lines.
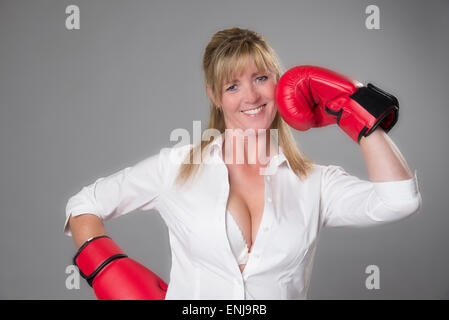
64, 133, 422, 299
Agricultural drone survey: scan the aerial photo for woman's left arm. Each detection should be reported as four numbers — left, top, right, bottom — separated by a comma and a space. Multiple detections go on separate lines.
359, 127, 413, 182
319, 127, 421, 228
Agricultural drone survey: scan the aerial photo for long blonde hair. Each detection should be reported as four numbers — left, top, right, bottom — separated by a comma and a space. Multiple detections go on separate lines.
175, 27, 314, 187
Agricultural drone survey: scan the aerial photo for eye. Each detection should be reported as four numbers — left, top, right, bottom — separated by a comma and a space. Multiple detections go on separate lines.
226, 84, 237, 91
256, 75, 268, 82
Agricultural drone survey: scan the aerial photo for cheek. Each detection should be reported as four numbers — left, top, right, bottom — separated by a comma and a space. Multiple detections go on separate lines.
263, 81, 277, 99
221, 96, 241, 112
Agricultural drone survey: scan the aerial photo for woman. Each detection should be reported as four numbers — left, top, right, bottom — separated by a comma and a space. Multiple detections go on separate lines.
65, 28, 421, 300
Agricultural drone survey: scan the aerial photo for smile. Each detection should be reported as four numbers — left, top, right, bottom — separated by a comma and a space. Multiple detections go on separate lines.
241, 104, 266, 116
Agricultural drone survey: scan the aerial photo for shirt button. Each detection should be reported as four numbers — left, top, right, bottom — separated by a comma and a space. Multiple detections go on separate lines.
267, 197, 272, 203
263, 226, 269, 232
266, 176, 271, 182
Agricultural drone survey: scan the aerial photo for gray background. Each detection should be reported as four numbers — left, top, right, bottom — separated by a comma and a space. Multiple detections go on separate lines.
0, 0, 447, 299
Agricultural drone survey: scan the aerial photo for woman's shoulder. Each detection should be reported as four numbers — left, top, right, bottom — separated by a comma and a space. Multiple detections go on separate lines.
308, 162, 348, 180
160, 143, 194, 156
157, 143, 194, 167
312, 162, 346, 171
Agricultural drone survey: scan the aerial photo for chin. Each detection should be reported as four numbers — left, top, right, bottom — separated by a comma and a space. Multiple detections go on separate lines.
244, 122, 272, 133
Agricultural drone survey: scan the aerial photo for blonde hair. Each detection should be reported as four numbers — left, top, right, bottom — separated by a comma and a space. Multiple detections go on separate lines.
175, 27, 314, 187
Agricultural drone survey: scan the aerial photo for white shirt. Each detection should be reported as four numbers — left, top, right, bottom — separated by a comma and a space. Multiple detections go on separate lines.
64, 133, 422, 299
226, 209, 250, 265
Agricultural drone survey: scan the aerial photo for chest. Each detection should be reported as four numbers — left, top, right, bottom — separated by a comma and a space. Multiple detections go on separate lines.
225, 166, 266, 250
163, 162, 322, 276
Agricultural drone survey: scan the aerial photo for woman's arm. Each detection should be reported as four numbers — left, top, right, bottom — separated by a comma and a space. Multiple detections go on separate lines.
359, 127, 413, 182
68, 214, 106, 250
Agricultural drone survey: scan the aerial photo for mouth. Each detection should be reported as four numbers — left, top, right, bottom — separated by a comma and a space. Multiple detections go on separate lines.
241, 104, 267, 116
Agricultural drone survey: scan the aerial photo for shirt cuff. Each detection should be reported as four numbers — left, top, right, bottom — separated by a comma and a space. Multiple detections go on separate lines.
64, 196, 103, 237
371, 170, 420, 202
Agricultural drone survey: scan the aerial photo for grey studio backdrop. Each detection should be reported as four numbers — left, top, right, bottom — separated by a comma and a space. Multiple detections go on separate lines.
0, 0, 447, 300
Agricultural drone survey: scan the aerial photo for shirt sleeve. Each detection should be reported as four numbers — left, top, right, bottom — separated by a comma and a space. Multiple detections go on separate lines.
320, 165, 422, 228
64, 147, 173, 236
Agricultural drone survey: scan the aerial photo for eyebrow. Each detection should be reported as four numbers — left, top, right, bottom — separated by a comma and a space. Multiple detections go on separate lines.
225, 72, 264, 84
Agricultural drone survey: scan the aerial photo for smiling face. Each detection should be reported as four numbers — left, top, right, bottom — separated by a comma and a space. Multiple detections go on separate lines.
210, 58, 278, 133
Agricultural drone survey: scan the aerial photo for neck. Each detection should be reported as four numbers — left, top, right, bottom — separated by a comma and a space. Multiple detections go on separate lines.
222, 128, 279, 169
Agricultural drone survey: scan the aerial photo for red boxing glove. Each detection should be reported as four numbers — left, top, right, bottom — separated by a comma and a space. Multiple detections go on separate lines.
73, 236, 168, 300
275, 65, 399, 143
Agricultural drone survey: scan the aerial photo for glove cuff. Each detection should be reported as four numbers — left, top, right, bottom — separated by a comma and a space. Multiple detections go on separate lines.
73, 235, 127, 287
349, 83, 399, 143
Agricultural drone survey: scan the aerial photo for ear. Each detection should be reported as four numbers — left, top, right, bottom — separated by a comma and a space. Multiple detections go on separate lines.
206, 85, 220, 108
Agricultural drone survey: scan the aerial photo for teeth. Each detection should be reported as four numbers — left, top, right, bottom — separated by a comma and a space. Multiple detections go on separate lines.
242, 104, 265, 115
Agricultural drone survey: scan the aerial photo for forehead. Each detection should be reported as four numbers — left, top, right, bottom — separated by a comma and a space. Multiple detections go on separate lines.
229, 65, 262, 81
222, 57, 268, 84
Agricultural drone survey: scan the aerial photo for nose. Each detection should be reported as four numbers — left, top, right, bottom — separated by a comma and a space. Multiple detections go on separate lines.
243, 83, 261, 105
